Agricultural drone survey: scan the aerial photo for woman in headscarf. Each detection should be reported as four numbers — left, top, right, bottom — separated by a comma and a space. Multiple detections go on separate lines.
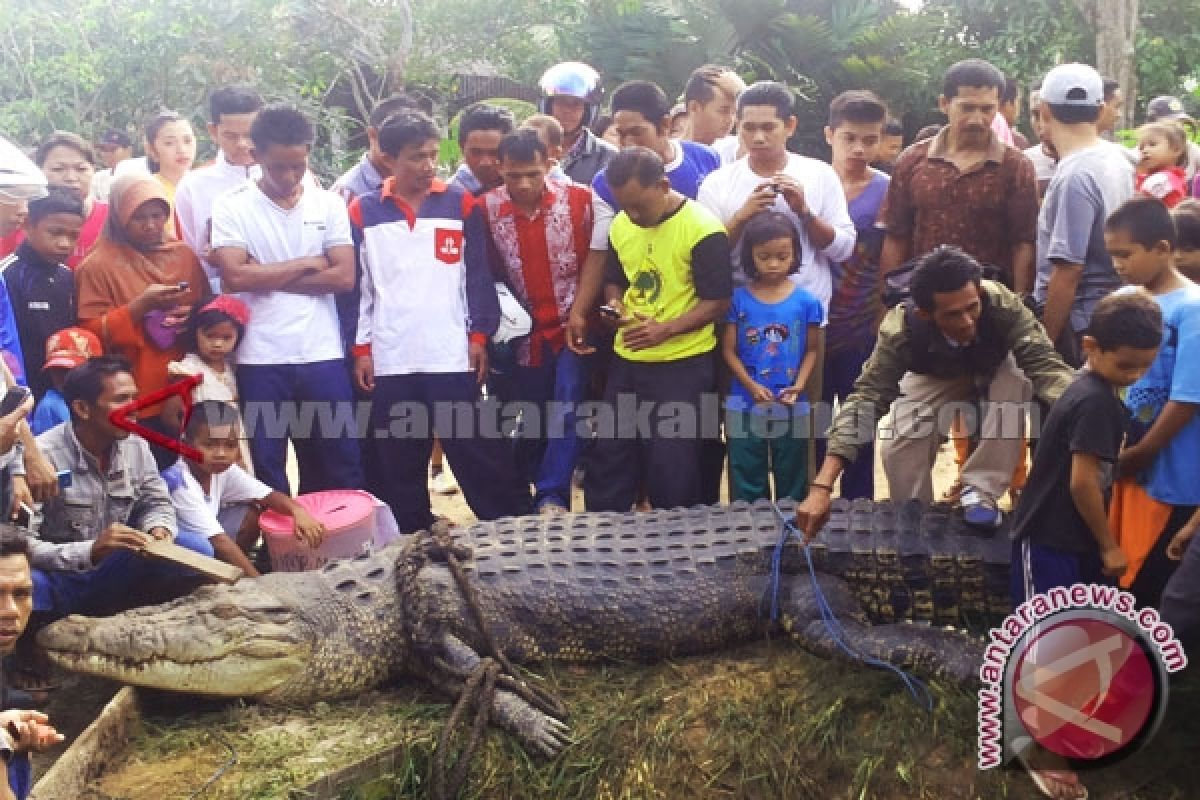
75, 175, 209, 404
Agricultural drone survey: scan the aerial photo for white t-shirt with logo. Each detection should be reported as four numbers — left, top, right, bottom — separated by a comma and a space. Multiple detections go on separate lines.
210, 183, 353, 365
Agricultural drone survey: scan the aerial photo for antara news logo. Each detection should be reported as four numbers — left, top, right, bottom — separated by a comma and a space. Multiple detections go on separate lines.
977, 583, 1186, 770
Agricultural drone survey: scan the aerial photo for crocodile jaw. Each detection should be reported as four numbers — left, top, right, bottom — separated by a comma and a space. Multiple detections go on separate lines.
38, 581, 313, 699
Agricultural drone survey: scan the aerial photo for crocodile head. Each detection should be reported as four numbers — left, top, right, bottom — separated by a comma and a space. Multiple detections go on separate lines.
38, 576, 317, 702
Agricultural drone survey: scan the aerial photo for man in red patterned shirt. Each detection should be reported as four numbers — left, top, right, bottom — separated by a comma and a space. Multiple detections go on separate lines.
480, 130, 593, 514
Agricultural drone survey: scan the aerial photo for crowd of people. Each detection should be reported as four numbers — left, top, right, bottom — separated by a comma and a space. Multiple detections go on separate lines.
1, 54, 1200, 798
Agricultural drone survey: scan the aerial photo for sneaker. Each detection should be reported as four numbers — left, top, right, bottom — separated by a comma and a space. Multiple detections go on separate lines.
429, 467, 459, 495
960, 486, 1003, 529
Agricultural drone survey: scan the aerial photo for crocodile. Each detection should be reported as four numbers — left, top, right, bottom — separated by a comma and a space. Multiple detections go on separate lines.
37, 499, 1008, 756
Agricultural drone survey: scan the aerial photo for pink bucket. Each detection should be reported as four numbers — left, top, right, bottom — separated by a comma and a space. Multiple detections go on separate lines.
261, 489, 377, 572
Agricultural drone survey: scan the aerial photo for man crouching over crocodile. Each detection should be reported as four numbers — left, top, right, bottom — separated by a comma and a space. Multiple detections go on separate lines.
796, 245, 1072, 536
37, 500, 988, 758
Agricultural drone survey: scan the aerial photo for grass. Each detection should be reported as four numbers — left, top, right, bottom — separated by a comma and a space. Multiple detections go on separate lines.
79, 640, 1200, 800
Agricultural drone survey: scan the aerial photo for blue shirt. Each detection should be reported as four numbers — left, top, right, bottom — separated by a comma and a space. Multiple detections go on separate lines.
30, 388, 68, 435
593, 140, 720, 208
1125, 284, 1200, 505
725, 284, 823, 413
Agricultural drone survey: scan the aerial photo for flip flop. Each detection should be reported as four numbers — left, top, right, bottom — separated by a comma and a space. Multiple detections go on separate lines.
1016, 746, 1089, 800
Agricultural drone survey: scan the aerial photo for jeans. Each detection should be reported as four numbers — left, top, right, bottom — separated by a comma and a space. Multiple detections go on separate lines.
512, 346, 588, 510
32, 531, 214, 618
236, 360, 364, 495
818, 340, 876, 500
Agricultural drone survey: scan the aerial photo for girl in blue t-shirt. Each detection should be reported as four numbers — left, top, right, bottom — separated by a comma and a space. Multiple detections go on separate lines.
722, 211, 823, 502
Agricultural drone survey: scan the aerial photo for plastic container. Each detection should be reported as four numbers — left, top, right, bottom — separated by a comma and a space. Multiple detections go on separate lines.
261, 489, 377, 572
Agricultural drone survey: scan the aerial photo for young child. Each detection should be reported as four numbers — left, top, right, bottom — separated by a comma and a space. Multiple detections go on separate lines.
1171, 198, 1200, 282
1136, 121, 1190, 208
1008, 288, 1162, 800
30, 327, 102, 435
3, 187, 81, 398
163, 400, 327, 578
168, 295, 254, 473
1012, 289, 1161, 601
519, 114, 569, 182
1102, 196, 1200, 603
722, 211, 821, 502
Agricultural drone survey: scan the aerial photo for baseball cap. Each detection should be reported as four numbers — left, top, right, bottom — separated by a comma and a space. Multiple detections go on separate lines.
1039, 63, 1104, 108
97, 129, 132, 149
43, 327, 103, 371
1146, 95, 1193, 123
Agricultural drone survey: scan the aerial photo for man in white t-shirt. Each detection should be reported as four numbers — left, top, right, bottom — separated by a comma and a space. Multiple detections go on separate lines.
697, 81, 855, 314
210, 105, 364, 496
174, 86, 264, 294
680, 65, 745, 164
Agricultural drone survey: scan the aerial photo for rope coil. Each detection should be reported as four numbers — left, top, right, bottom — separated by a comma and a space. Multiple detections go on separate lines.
766, 502, 934, 711
397, 523, 567, 800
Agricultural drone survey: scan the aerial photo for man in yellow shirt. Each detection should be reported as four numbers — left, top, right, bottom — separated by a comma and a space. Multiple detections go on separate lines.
584, 148, 732, 510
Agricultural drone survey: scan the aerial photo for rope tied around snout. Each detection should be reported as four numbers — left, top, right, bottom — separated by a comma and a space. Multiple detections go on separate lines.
397, 522, 568, 800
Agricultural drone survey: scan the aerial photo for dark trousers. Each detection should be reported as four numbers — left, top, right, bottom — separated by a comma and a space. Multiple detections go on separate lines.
584, 352, 714, 512
511, 345, 589, 510
237, 360, 364, 494
1161, 507, 1200, 650
371, 372, 530, 533
818, 340, 876, 500
1131, 504, 1198, 608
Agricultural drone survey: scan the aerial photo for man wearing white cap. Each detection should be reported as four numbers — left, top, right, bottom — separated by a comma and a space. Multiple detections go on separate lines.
1033, 63, 1134, 367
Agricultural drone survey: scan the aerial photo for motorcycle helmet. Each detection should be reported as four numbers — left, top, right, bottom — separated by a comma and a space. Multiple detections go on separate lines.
0, 136, 47, 204
538, 62, 603, 127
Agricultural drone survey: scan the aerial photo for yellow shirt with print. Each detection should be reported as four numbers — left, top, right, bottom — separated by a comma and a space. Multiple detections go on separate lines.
610, 200, 725, 362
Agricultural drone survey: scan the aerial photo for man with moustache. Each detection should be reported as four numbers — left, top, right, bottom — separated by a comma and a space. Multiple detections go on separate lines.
880, 59, 1039, 295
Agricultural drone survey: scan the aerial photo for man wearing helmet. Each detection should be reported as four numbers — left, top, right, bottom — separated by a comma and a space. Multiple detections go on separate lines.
539, 62, 617, 186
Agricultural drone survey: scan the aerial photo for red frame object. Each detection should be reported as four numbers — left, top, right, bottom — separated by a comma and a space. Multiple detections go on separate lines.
108, 374, 205, 463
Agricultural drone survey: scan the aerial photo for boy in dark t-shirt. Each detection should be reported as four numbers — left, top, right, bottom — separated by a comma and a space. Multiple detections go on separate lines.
1011, 290, 1163, 604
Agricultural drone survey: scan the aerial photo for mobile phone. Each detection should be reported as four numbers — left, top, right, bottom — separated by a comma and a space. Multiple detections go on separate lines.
12, 502, 32, 529
599, 304, 621, 320
177, 281, 190, 291
0, 386, 30, 417
56, 469, 72, 490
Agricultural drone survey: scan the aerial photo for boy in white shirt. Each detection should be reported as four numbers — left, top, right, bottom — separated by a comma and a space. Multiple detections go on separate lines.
174, 86, 264, 293
210, 105, 364, 496
164, 400, 326, 577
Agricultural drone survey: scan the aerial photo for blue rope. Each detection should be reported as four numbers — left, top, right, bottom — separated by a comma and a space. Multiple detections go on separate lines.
765, 502, 934, 711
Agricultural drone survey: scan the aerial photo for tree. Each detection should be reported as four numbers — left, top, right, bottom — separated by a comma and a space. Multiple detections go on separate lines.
1072, 0, 1138, 128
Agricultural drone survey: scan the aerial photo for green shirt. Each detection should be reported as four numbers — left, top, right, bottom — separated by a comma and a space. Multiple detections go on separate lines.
608, 199, 730, 362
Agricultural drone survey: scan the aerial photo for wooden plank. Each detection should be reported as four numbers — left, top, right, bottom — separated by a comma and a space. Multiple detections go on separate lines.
288, 742, 410, 800
142, 538, 243, 584
29, 686, 140, 800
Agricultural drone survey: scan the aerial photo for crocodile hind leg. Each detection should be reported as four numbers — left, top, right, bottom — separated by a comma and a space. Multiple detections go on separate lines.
779, 572, 983, 686
797, 616, 983, 687
422, 634, 571, 758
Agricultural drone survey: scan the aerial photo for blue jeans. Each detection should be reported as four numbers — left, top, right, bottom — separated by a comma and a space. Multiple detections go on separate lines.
818, 340, 876, 500
236, 360, 364, 495
32, 531, 214, 618
512, 346, 588, 510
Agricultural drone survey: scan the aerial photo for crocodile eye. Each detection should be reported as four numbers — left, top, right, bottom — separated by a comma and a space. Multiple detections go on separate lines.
211, 604, 241, 620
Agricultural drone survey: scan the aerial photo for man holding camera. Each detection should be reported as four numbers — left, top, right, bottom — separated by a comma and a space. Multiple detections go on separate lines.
697, 81, 855, 308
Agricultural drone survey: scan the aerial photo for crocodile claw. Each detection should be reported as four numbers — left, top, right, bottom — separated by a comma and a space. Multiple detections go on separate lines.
526, 713, 572, 758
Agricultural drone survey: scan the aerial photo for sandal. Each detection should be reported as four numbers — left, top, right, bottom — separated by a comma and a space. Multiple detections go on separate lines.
1015, 743, 1089, 800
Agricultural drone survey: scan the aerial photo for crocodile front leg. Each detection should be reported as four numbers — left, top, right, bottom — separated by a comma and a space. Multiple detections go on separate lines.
424, 634, 572, 758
